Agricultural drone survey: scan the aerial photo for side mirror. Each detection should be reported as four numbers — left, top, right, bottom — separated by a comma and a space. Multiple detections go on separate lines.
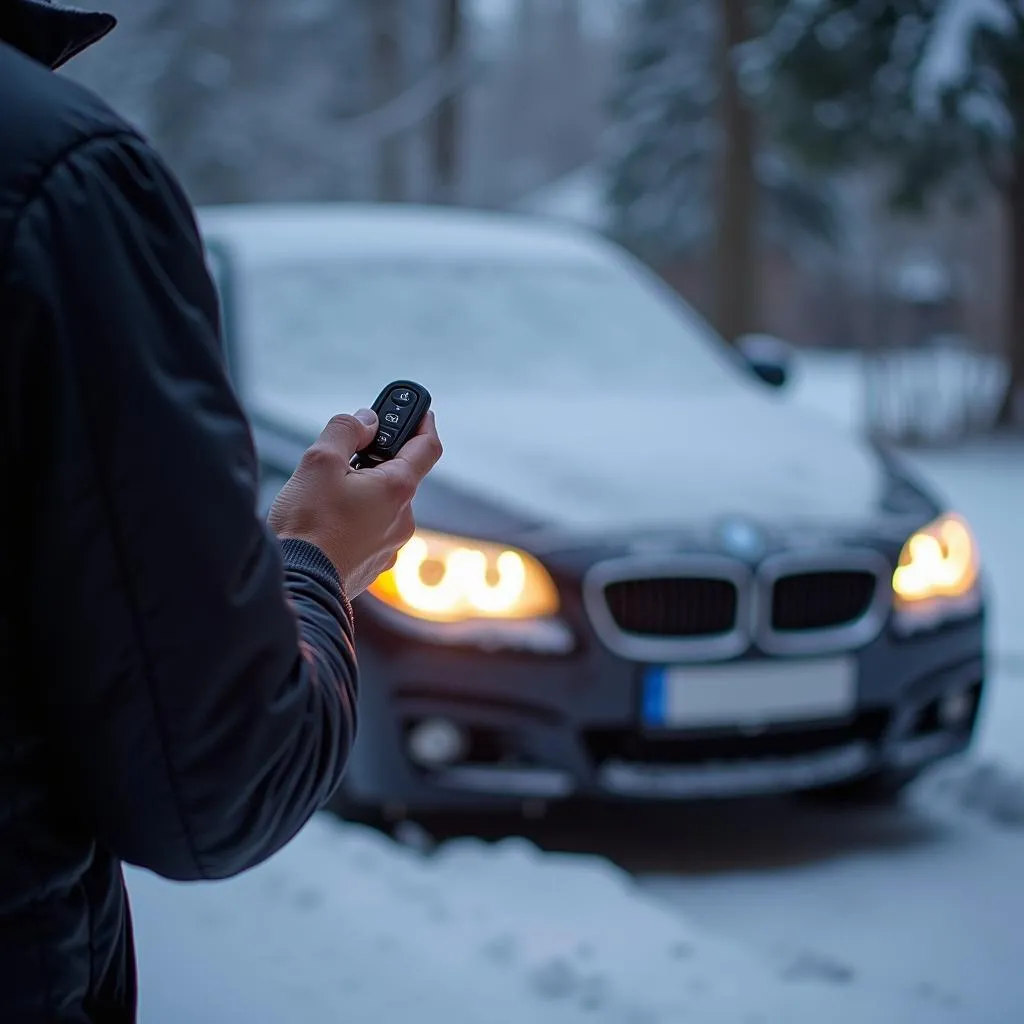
736, 333, 794, 389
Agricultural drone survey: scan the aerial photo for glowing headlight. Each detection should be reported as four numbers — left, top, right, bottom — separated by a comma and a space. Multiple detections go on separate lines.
892, 513, 981, 627
369, 529, 560, 624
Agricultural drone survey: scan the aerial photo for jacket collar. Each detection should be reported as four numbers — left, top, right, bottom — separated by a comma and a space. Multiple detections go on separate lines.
2, 0, 115, 69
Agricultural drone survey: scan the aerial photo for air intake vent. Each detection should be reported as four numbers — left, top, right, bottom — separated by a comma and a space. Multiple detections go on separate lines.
771, 570, 878, 632
603, 577, 739, 637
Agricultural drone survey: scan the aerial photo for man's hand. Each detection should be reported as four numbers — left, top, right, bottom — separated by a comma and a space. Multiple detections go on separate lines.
269, 408, 443, 597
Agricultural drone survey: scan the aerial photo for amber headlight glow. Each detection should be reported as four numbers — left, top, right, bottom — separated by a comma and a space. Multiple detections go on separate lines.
892, 513, 981, 627
369, 529, 560, 623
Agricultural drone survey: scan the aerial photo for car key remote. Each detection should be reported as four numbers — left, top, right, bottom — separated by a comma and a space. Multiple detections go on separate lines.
351, 380, 432, 469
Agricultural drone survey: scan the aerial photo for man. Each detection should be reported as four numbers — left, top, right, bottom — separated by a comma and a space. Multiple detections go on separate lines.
0, 2, 443, 1021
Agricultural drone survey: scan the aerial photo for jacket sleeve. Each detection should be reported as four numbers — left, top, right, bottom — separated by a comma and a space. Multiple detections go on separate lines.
5, 130, 358, 881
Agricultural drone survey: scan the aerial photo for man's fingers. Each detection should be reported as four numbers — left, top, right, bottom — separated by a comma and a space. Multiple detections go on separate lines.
390, 411, 443, 481
317, 409, 378, 458
413, 409, 437, 438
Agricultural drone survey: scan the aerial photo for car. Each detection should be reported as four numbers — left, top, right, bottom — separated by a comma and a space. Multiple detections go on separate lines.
198, 201, 987, 820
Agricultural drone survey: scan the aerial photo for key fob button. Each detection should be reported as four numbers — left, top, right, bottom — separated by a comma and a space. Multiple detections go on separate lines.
355, 380, 429, 467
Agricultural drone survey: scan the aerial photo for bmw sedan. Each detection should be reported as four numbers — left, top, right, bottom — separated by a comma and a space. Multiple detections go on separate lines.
199, 202, 986, 819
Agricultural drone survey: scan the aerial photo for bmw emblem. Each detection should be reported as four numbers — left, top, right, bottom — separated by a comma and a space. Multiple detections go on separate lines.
717, 518, 765, 559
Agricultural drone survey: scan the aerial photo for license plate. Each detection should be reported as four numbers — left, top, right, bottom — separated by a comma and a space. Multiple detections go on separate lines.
641, 657, 857, 729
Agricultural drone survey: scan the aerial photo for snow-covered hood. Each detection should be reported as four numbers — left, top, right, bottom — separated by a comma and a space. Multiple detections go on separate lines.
426, 388, 885, 533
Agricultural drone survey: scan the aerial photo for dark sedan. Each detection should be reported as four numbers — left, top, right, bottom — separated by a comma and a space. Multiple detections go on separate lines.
199, 202, 986, 820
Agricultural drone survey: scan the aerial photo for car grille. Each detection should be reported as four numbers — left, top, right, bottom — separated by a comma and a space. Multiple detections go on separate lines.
602, 577, 739, 637
770, 570, 879, 632
586, 550, 890, 657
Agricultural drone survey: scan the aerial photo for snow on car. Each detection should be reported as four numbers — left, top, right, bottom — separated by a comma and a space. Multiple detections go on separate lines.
199, 201, 987, 819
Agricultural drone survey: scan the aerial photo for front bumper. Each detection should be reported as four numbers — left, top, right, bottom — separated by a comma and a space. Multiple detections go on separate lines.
340, 607, 985, 812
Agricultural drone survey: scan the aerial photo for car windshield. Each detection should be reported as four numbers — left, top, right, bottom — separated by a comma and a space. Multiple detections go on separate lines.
236, 255, 745, 431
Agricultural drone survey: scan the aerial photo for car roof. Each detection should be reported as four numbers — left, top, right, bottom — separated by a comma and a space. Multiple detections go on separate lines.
196, 202, 616, 267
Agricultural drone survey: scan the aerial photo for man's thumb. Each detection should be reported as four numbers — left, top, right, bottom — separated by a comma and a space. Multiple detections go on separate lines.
320, 409, 379, 456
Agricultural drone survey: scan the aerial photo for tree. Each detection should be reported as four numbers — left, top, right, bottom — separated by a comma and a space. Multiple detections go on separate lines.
68, 0, 606, 210
758, 0, 1024, 425
604, 0, 837, 341
66, 0, 377, 203
714, 0, 761, 342
370, 0, 408, 201
431, 0, 464, 203
497, 0, 597, 193
605, 0, 721, 264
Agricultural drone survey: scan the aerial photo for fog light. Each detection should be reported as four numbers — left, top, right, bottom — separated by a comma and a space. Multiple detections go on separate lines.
938, 689, 973, 729
407, 718, 468, 768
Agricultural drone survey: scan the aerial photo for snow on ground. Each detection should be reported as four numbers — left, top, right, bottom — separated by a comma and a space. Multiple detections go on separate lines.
789, 346, 1006, 441
640, 791, 1024, 1024
128, 350, 1024, 1023
129, 815, 940, 1024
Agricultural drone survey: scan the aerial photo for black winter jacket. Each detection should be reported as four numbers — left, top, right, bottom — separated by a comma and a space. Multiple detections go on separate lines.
0, 4, 359, 1021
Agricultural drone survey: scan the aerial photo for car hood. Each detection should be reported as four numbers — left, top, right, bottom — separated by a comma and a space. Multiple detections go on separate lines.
422, 387, 885, 532
259, 382, 887, 534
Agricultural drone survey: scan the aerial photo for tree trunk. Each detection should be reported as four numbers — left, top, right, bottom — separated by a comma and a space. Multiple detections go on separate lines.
711, 0, 759, 344
506, 0, 545, 195
555, 0, 589, 177
371, 0, 406, 202
515, 0, 543, 60
432, 0, 463, 204
996, 164, 1024, 427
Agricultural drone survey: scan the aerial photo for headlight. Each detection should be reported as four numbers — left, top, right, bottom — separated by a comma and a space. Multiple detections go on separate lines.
892, 513, 981, 631
369, 529, 560, 624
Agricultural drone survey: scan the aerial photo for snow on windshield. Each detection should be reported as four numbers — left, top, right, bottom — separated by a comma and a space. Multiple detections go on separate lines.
237, 257, 741, 433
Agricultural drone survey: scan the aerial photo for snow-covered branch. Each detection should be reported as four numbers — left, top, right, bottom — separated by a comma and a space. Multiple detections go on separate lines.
331, 47, 481, 148
915, 0, 1014, 116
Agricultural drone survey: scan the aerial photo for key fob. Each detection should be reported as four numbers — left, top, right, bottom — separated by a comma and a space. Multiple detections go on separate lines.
352, 380, 432, 469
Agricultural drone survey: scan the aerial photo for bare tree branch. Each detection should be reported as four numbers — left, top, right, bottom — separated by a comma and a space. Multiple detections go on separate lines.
336, 47, 481, 151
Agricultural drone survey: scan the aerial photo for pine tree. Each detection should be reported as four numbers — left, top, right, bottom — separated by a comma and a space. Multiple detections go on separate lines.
604, 0, 837, 341
759, 0, 1024, 425
605, 0, 720, 264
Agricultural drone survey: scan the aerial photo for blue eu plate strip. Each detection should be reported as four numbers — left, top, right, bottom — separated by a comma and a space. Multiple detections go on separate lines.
642, 667, 668, 727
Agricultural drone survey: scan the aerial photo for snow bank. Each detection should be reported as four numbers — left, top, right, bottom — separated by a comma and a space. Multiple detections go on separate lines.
129, 814, 928, 1024
790, 347, 1005, 442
